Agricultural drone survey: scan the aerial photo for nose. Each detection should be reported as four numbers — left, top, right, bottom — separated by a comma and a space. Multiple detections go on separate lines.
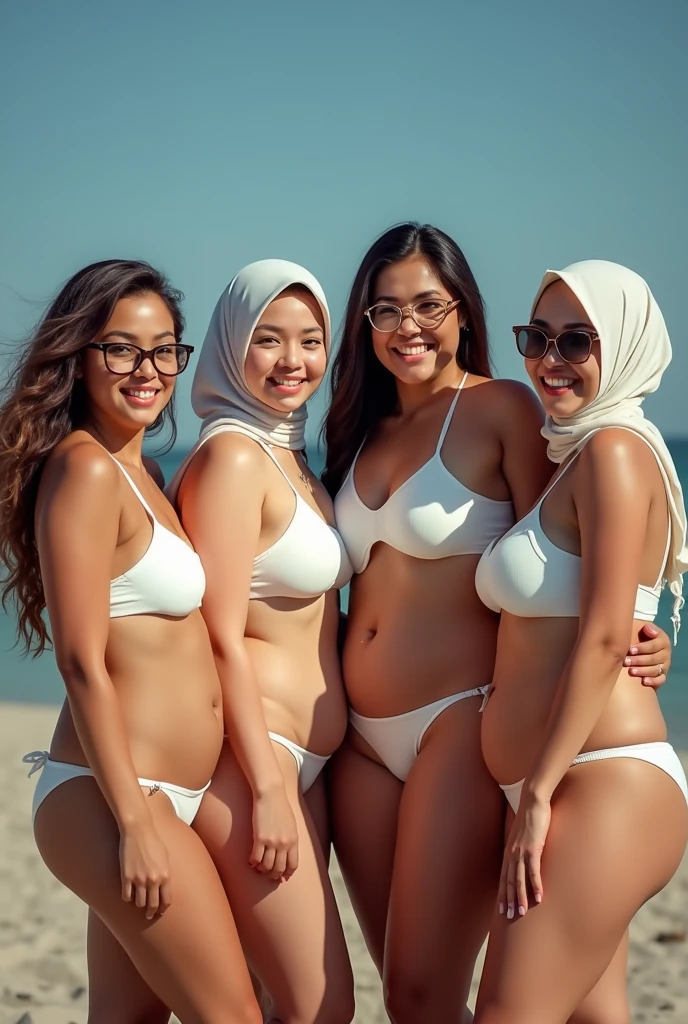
135, 353, 157, 377
397, 309, 421, 338
541, 343, 563, 369
277, 341, 303, 371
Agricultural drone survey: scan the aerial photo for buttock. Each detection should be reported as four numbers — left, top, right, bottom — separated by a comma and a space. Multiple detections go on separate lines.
24, 752, 211, 827
499, 741, 688, 814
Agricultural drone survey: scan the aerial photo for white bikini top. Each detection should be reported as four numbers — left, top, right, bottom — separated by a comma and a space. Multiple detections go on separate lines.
193, 427, 352, 600
109, 457, 206, 619
475, 432, 669, 620
334, 372, 515, 573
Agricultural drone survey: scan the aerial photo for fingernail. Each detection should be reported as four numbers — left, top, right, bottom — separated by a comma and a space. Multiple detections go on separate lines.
535, 893, 542, 903
499, 902, 504, 915
519, 905, 526, 916
624, 657, 631, 665
629, 668, 638, 675
630, 646, 638, 655
507, 905, 514, 919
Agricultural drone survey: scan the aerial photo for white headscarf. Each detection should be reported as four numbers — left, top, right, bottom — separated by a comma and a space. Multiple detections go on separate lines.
192, 258, 330, 450
166, 259, 330, 505
534, 259, 687, 641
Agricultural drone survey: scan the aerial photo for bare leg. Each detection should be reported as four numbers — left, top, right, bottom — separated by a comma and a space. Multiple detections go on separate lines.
193, 740, 355, 1024
328, 729, 403, 973
568, 934, 630, 1024
87, 910, 171, 1024
383, 696, 504, 1024
33, 776, 261, 1024
305, 772, 330, 865
475, 759, 688, 1024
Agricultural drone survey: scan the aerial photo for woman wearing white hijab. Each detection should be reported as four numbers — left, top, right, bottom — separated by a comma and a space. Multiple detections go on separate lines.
474, 261, 688, 1023
168, 260, 354, 1024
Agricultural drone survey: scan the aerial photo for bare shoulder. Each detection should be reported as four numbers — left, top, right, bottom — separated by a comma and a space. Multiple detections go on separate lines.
190, 430, 270, 476
579, 427, 659, 479
42, 435, 119, 494
143, 456, 165, 489
470, 377, 542, 420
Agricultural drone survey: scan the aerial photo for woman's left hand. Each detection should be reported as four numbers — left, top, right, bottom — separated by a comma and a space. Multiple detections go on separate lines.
624, 622, 672, 688
499, 793, 551, 919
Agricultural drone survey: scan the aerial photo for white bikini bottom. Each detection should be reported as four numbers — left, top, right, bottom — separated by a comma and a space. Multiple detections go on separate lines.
24, 752, 211, 827
500, 741, 688, 813
268, 733, 330, 793
349, 685, 491, 782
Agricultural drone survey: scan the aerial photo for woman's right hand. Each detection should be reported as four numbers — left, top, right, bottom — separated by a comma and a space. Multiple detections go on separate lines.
119, 818, 172, 920
250, 785, 299, 882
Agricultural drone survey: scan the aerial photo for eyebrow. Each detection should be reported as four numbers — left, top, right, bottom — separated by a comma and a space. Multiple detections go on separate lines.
101, 330, 175, 341
373, 289, 445, 302
531, 318, 593, 330
254, 324, 323, 334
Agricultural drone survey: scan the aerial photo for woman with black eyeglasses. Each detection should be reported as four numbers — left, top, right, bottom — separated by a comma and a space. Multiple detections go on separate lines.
0, 261, 261, 1023
323, 225, 673, 1024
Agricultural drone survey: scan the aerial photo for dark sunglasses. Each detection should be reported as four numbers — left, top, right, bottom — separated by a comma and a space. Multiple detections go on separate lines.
85, 341, 194, 377
513, 325, 598, 364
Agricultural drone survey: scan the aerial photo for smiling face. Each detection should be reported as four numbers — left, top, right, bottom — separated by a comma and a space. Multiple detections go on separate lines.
244, 287, 327, 413
369, 255, 465, 387
525, 279, 602, 418
80, 292, 176, 434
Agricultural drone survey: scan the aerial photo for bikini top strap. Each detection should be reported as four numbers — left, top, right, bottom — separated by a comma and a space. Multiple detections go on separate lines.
102, 451, 156, 520
436, 371, 469, 452
202, 424, 300, 496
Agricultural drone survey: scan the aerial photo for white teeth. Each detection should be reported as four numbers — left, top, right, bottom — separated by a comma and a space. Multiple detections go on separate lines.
544, 377, 575, 388
273, 379, 303, 387
396, 344, 430, 356
124, 390, 157, 398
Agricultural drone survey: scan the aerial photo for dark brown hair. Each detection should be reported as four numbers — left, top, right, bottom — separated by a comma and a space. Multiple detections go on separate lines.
322, 222, 492, 497
0, 259, 185, 654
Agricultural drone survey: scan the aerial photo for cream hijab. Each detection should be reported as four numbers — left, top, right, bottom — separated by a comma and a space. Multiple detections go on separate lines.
166, 259, 330, 504
192, 258, 330, 450
533, 259, 687, 640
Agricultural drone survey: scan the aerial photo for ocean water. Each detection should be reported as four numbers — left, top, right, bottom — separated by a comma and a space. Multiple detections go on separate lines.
2, 442, 688, 746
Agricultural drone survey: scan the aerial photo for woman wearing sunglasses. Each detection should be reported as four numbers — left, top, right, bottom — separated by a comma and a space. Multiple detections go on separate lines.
323, 225, 673, 1023
474, 261, 687, 1023
0, 261, 261, 1023
167, 260, 355, 1024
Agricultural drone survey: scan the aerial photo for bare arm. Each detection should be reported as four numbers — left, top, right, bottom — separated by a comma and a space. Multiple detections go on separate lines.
37, 443, 170, 916
526, 431, 652, 801
177, 433, 298, 879
500, 430, 655, 917
497, 380, 672, 679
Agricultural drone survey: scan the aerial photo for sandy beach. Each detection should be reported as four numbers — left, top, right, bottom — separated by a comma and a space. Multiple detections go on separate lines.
0, 703, 686, 1024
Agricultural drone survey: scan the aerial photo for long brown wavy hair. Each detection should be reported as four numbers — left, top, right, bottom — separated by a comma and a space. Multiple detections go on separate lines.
322, 223, 493, 497
0, 260, 185, 654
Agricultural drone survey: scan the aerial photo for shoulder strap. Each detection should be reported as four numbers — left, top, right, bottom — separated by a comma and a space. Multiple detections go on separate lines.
436, 371, 469, 452
202, 424, 299, 495
102, 451, 156, 519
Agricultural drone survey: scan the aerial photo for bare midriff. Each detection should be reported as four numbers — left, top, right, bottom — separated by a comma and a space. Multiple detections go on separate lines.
343, 543, 499, 718
245, 589, 347, 756
481, 612, 668, 785
49, 609, 223, 789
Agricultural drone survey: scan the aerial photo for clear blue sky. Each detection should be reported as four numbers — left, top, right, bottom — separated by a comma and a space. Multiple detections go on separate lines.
1, 0, 686, 445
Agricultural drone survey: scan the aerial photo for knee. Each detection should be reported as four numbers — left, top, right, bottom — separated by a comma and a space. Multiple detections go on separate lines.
384, 971, 440, 1024
281, 985, 355, 1024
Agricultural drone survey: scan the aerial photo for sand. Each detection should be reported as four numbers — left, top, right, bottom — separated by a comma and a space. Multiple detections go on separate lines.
0, 703, 686, 1024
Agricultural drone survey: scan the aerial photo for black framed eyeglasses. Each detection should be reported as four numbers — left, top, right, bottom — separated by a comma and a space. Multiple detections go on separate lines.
513, 325, 598, 365
364, 299, 460, 333
85, 342, 194, 376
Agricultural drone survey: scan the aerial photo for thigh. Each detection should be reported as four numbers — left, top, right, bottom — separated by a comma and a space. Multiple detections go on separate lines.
193, 740, 354, 1024
87, 910, 170, 1024
328, 728, 403, 974
305, 771, 330, 864
34, 776, 260, 1024
384, 696, 504, 1013
475, 760, 688, 1024
568, 933, 629, 1024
